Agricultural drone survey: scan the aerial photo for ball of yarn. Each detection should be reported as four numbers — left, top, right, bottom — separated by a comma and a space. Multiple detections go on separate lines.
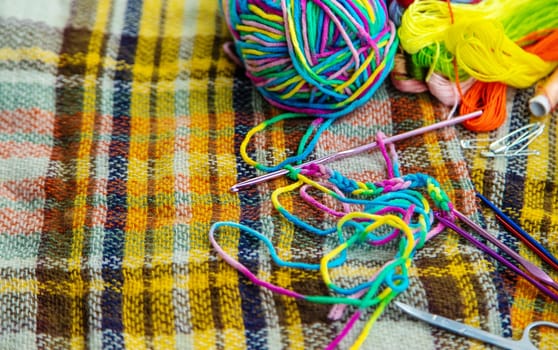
220, 0, 398, 118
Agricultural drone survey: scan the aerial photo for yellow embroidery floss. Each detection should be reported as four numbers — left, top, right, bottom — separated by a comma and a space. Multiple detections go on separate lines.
397, 0, 558, 131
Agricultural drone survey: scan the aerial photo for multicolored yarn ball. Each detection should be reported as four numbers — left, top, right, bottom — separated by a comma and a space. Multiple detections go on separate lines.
219, 0, 398, 118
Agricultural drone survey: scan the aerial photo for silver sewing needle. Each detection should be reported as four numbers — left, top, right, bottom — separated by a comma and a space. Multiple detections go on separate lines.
230, 110, 483, 192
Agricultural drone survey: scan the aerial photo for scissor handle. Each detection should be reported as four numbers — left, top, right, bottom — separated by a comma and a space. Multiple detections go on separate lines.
518, 321, 558, 349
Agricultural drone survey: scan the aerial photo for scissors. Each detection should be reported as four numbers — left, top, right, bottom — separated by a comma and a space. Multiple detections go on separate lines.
395, 301, 558, 350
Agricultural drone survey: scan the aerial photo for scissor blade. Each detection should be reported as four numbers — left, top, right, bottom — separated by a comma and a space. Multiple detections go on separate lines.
394, 302, 520, 349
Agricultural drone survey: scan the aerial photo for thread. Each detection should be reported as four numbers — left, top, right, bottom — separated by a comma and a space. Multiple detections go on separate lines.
390, 52, 475, 111
389, 52, 429, 93
211, 134, 454, 349
457, 28, 558, 129
396, 0, 481, 10
399, 0, 502, 56
460, 81, 507, 132
519, 29, 558, 62
400, 0, 558, 87
220, 0, 398, 118
447, 20, 556, 89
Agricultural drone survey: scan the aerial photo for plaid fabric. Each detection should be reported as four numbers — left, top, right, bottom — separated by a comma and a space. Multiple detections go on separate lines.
0, 0, 556, 349
460, 88, 558, 349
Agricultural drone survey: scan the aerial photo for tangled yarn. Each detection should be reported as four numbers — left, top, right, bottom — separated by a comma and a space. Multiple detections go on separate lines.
211, 133, 453, 349
220, 0, 398, 118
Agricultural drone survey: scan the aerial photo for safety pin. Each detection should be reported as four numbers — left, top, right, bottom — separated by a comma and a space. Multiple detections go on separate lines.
461, 122, 544, 158
480, 150, 540, 158
230, 110, 483, 192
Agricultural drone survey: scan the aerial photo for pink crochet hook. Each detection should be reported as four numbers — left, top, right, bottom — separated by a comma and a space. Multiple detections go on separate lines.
231, 110, 483, 192
435, 210, 558, 301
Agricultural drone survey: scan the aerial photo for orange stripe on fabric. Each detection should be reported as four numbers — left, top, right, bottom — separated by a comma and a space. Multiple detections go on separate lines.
123, 1, 163, 348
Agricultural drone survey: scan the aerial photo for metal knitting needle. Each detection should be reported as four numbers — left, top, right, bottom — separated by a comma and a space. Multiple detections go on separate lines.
231, 109, 483, 192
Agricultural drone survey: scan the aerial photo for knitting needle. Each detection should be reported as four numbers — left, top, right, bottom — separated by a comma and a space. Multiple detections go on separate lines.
231, 110, 483, 192
476, 192, 558, 271
435, 211, 558, 302
452, 209, 558, 290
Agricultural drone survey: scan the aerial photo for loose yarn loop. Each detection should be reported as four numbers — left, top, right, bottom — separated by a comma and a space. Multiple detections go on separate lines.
211, 134, 453, 349
220, 0, 398, 118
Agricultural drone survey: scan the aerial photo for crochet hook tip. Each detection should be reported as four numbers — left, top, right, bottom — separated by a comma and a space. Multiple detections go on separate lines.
231, 168, 290, 191
231, 110, 483, 192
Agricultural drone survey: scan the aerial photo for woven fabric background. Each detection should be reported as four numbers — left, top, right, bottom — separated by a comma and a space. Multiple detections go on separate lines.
0, 0, 556, 349
459, 88, 558, 349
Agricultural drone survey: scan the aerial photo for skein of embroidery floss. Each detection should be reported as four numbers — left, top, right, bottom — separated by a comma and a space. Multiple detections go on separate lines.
219, 0, 398, 118
389, 52, 475, 108
397, 0, 558, 131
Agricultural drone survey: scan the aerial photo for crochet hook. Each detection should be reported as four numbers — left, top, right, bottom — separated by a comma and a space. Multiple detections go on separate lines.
231, 110, 483, 192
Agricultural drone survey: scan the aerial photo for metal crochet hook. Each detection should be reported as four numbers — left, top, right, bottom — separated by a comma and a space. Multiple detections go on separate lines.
460, 122, 544, 157
395, 301, 558, 350
434, 210, 558, 302
231, 110, 483, 192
